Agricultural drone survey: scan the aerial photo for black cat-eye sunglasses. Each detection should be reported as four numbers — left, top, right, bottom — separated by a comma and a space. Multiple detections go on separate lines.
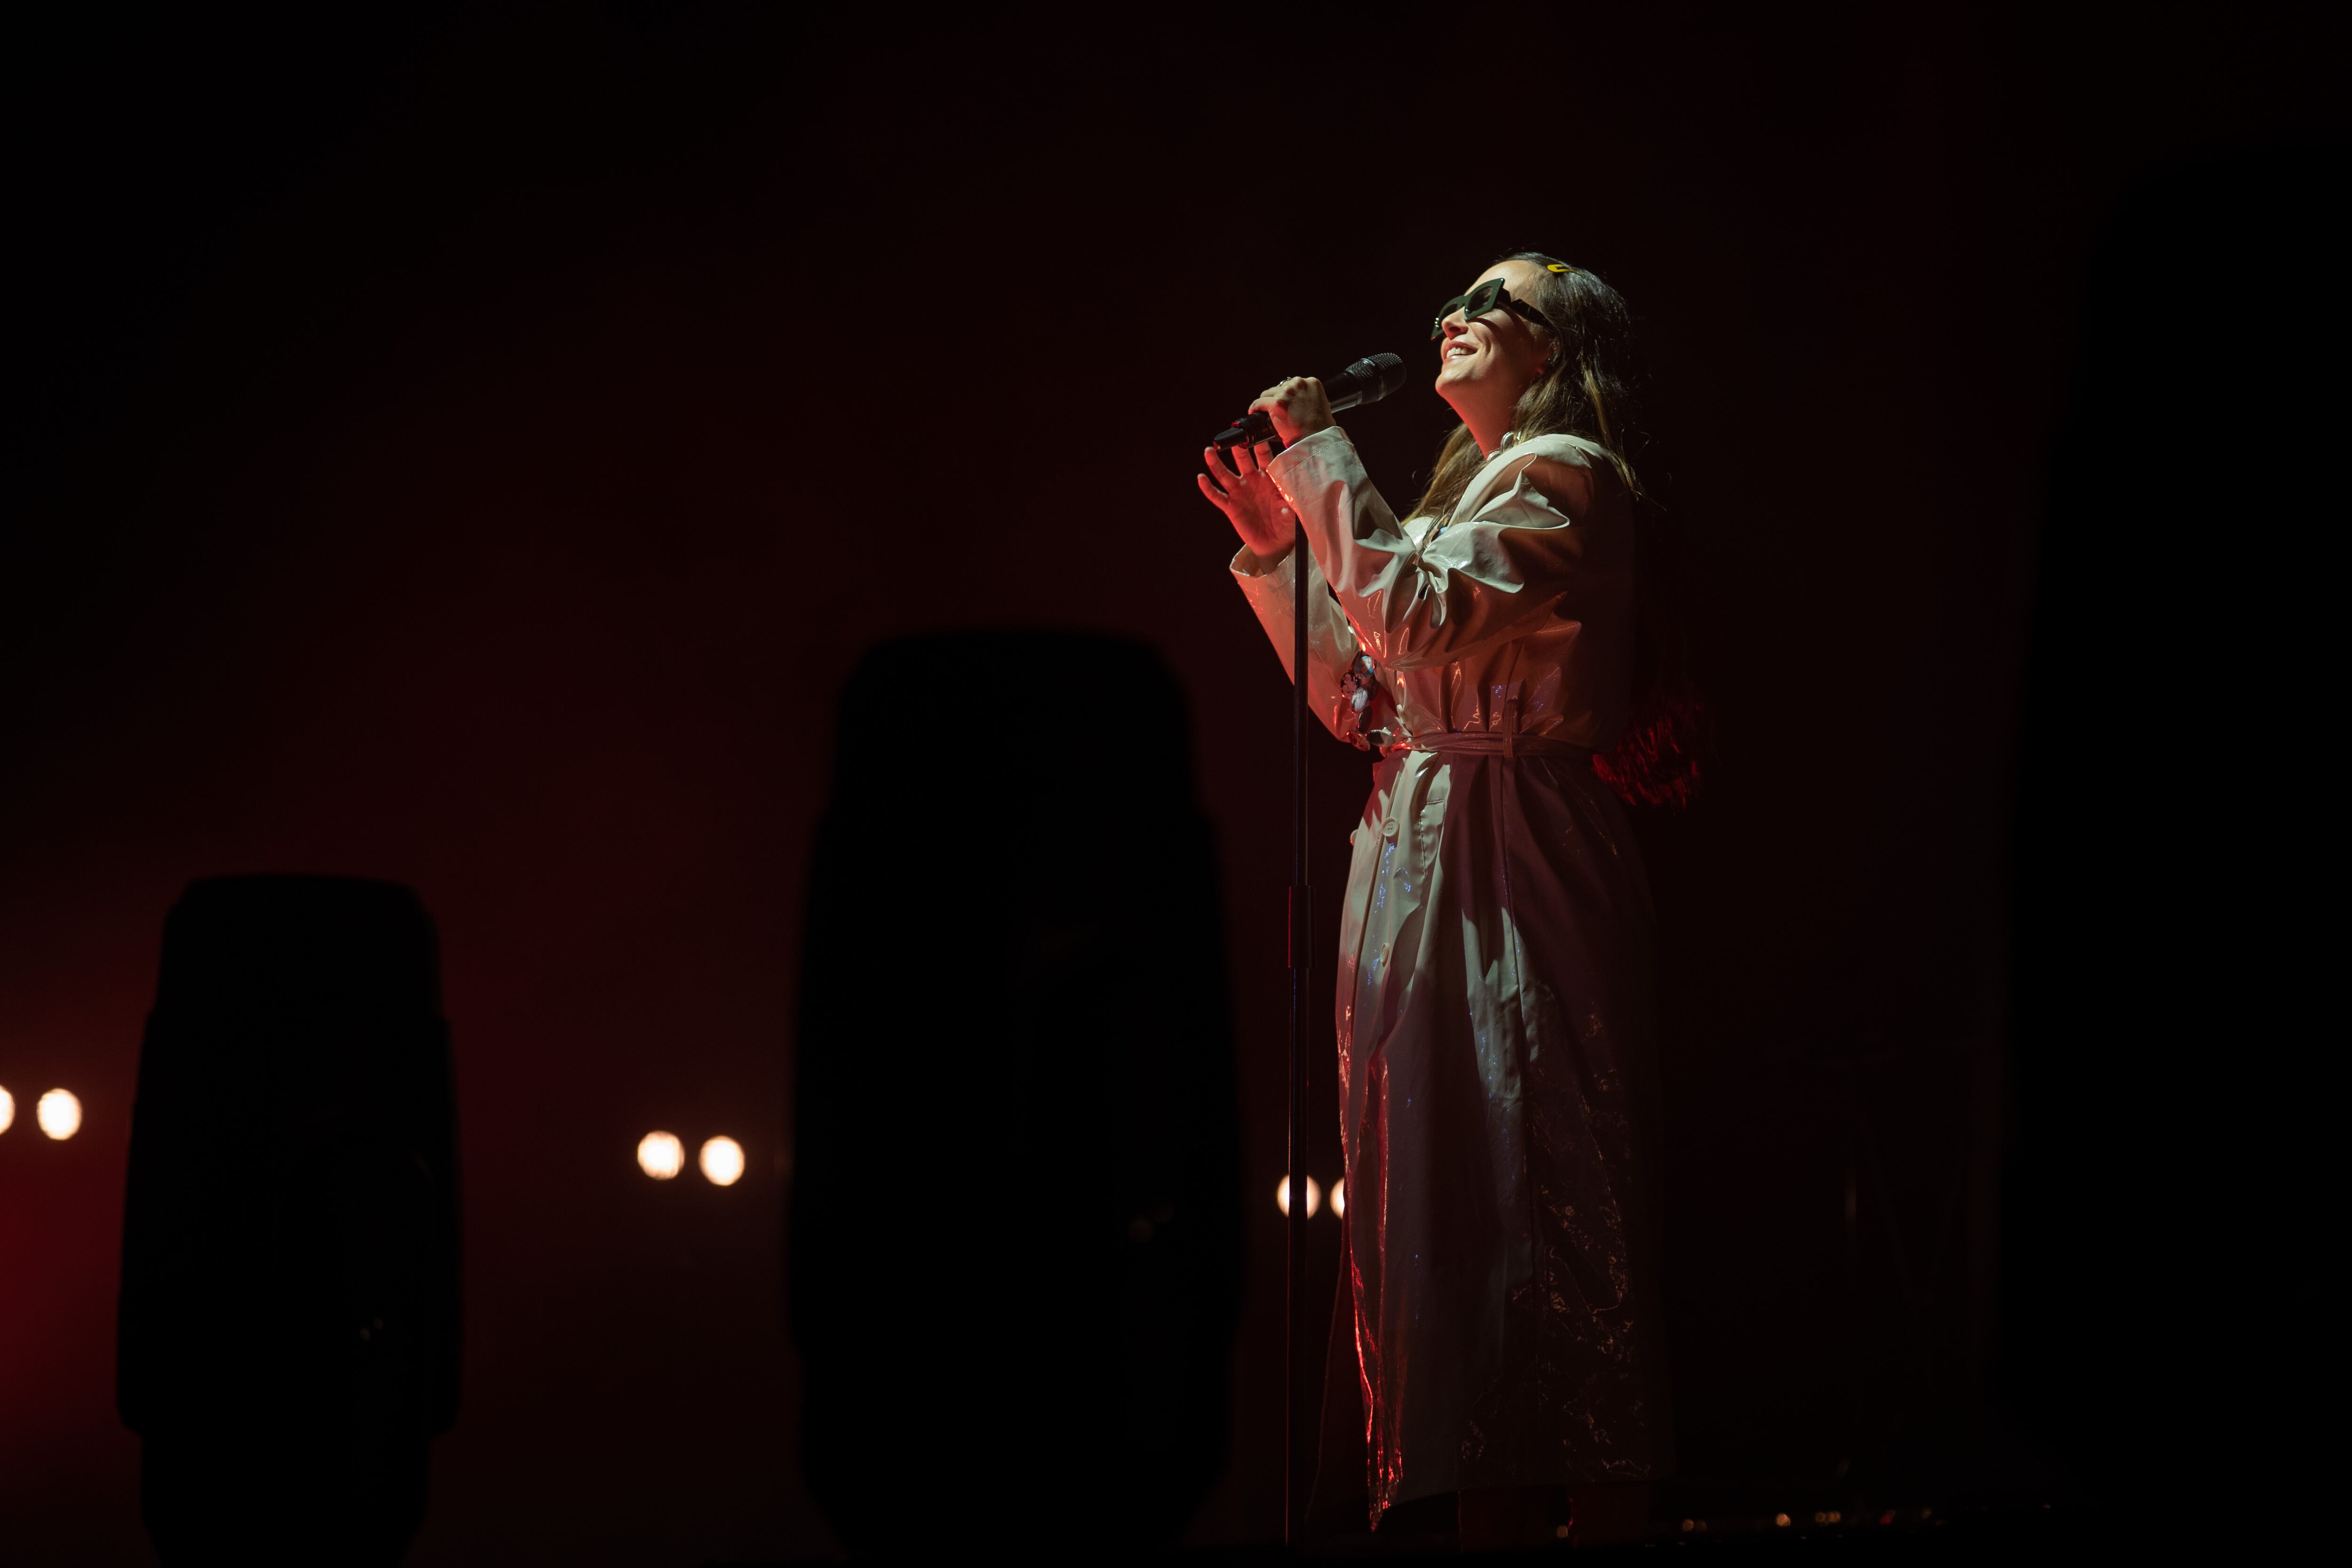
1431, 277, 1560, 340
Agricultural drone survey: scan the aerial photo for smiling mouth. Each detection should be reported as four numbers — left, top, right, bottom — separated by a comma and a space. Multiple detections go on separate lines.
1444, 345, 1475, 362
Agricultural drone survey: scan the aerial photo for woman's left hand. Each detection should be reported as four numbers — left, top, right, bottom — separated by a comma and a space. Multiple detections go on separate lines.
1251, 376, 1335, 446
1197, 438, 1297, 563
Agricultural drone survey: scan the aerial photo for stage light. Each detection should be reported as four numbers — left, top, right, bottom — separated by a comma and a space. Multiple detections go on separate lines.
1329, 1178, 1345, 1218
1275, 1174, 1320, 1217
637, 1131, 684, 1179
699, 1136, 744, 1186
0, 1085, 13, 1133
1774, 1512, 1791, 1528
38, 1089, 81, 1140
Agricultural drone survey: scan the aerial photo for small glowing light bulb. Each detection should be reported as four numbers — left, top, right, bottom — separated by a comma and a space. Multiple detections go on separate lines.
637, 1131, 684, 1179
37, 1089, 81, 1140
1329, 1178, 1345, 1218
0, 1085, 14, 1134
1275, 1174, 1321, 1217
699, 1136, 744, 1186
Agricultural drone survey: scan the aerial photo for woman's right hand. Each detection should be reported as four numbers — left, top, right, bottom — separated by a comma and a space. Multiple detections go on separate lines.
1196, 439, 1296, 564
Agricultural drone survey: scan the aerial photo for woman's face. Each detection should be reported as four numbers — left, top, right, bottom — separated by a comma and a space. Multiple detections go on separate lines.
1434, 258, 1555, 408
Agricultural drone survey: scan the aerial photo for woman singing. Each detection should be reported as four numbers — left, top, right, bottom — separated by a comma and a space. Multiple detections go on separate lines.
1197, 253, 1692, 1549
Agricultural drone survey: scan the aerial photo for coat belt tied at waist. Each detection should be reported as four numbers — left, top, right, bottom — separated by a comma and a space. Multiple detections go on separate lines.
1402, 678, 1590, 760
1401, 732, 1593, 760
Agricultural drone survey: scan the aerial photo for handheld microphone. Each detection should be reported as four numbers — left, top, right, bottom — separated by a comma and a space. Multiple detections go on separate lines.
1212, 352, 1408, 459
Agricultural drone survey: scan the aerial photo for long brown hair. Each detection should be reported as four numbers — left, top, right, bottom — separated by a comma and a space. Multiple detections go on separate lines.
1416, 251, 1705, 808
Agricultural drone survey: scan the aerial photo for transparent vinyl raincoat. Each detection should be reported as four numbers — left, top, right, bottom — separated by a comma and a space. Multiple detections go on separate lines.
1233, 425, 1670, 1521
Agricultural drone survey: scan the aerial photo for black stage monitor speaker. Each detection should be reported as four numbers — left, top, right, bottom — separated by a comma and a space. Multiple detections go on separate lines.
790, 632, 1244, 1553
118, 876, 460, 1567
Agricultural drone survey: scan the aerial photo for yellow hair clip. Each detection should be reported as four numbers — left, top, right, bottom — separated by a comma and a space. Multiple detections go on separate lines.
1546, 262, 1576, 273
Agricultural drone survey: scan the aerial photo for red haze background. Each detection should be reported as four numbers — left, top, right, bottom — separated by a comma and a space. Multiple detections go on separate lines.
2, 7, 2338, 1561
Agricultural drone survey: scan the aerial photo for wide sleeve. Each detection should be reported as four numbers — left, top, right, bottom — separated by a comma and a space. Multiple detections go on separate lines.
1267, 426, 1600, 671
1230, 538, 1388, 748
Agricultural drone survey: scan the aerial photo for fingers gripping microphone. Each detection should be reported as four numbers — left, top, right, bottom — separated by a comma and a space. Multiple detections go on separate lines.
1213, 353, 1407, 459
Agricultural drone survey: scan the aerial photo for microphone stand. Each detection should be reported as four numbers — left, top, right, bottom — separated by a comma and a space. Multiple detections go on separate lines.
1221, 359, 1406, 1543
1222, 406, 1309, 1545
1287, 502, 1310, 1548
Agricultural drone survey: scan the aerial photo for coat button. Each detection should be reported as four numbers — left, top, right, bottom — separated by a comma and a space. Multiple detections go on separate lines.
1381, 819, 1399, 838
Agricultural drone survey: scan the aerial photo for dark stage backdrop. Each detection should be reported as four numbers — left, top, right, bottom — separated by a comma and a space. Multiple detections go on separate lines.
0, 7, 2337, 1561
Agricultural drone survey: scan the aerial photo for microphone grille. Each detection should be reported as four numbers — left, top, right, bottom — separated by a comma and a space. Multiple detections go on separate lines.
1326, 352, 1409, 414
